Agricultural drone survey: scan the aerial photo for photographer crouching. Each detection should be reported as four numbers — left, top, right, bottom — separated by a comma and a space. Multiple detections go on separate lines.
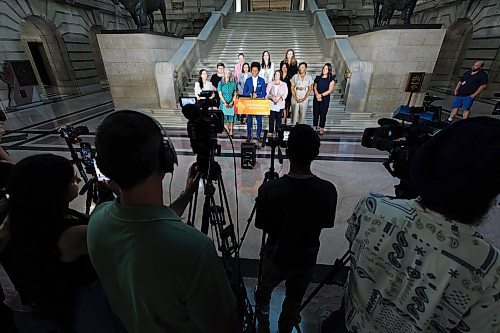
322, 117, 500, 332
0, 154, 125, 333
255, 125, 338, 333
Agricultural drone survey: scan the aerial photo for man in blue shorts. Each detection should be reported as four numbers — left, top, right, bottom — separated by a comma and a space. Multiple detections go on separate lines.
447, 60, 488, 122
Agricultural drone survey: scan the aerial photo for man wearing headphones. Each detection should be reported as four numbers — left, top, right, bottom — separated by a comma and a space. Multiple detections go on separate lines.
447, 60, 488, 122
254, 125, 338, 333
87, 111, 239, 333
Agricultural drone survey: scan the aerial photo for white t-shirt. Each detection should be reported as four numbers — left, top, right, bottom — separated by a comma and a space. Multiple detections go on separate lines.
194, 81, 213, 98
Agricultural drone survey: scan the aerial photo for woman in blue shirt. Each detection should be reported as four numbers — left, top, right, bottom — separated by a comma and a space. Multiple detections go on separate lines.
313, 63, 336, 136
218, 69, 238, 137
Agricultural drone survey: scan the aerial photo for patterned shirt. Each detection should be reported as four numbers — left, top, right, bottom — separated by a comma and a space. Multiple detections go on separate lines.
345, 193, 500, 333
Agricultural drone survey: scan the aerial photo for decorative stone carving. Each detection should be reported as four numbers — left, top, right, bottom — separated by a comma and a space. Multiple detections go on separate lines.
374, 0, 418, 26
113, 0, 169, 33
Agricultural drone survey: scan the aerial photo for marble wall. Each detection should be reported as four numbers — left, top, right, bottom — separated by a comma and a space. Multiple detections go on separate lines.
98, 33, 182, 109
349, 28, 446, 115
0, 0, 222, 110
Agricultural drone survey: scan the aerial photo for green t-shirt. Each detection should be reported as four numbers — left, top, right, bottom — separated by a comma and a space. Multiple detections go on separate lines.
87, 200, 236, 333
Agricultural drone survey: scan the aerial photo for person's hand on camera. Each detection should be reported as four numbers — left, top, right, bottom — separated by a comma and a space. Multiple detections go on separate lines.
185, 163, 202, 194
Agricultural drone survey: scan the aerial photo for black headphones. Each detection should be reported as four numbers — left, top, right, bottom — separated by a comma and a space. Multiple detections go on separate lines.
104, 110, 178, 174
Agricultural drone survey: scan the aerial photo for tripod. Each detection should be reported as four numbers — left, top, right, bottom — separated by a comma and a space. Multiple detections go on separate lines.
60, 133, 97, 215
239, 132, 283, 329
186, 135, 255, 333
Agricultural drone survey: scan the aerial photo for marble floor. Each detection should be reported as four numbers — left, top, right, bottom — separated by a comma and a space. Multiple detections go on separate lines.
1, 90, 499, 332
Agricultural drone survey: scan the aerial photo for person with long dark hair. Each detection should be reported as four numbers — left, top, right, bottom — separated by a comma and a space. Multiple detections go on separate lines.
313, 63, 336, 136
280, 62, 292, 125
259, 51, 274, 84
194, 69, 215, 108
237, 62, 251, 125
0, 155, 123, 333
280, 49, 298, 79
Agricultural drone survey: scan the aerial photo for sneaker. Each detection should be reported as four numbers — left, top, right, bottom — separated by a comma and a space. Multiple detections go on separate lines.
254, 286, 270, 333
257, 137, 263, 142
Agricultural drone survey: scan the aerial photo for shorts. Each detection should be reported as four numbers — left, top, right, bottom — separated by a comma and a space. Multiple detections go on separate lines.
452, 96, 474, 110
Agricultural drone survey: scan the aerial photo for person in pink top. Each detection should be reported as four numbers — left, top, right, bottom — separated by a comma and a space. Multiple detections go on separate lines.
233, 53, 244, 81
266, 70, 288, 135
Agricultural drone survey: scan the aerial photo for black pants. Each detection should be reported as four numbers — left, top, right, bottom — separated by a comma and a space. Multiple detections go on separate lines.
269, 110, 283, 133
255, 257, 314, 333
313, 97, 330, 128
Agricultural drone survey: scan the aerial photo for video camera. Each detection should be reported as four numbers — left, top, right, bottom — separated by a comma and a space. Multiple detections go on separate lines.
180, 98, 224, 172
362, 94, 446, 198
261, 126, 291, 149
58, 125, 108, 182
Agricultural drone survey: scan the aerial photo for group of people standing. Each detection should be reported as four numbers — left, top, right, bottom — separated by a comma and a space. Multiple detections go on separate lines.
194, 49, 336, 141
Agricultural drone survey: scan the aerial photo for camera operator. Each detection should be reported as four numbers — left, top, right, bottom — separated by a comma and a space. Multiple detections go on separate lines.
87, 110, 239, 333
255, 125, 338, 333
325, 117, 500, 332
0, 154, 125, 333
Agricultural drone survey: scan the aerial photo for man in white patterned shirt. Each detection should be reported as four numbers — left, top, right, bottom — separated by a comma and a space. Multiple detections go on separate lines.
323, 117, 500, 333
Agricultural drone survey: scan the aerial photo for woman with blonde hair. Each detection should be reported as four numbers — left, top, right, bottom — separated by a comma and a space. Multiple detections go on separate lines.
280, 49, 298, 79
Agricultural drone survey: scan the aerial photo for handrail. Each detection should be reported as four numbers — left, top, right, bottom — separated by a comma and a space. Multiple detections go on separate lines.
165, 0, 235, 106
305, 0, 372, 112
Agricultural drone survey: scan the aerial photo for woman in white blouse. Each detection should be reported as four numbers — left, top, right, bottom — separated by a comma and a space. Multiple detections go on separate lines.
259, 51, 274, 84
194, 69, 214, 104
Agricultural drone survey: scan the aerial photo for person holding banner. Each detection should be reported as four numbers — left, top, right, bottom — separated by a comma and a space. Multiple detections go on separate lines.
218, 69, 238, 137
243, 62, 267, 142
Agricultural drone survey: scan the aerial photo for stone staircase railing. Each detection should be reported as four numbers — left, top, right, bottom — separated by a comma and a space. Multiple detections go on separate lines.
305, 0, 373, 113
156, 0, 235, 108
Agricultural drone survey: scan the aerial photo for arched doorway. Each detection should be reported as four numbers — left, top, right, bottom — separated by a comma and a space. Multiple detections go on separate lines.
19, 16, 78, 98
430, 18, 473, 91
89, 26, 108, 86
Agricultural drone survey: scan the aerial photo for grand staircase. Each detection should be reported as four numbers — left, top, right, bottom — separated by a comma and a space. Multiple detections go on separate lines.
154, 11, 375, 132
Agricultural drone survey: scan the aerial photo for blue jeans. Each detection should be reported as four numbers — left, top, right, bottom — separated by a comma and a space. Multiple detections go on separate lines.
246, 115, 262, 139
13, 280, 126, 333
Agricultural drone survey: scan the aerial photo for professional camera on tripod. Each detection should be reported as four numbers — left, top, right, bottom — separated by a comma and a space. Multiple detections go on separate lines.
180, 100, 255, 332
59, 125, 110, 214
361, 93, 447, 199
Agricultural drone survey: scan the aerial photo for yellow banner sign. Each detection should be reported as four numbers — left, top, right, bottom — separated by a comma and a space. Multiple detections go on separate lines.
234, 98, 270, 115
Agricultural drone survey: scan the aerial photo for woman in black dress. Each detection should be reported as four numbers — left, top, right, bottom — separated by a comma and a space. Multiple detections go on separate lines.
313, 63, 336, 135
280, 62, 292, 125
279, 49, 298, 79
